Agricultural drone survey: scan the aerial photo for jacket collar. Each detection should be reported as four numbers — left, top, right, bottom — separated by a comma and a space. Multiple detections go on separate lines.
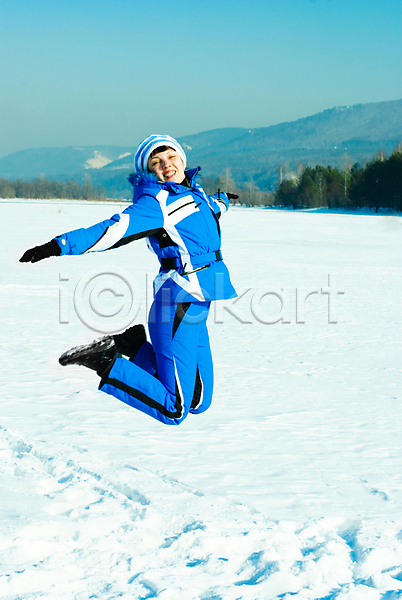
162, 166, 201, 192
128, 167, 201, 200
185, 166, 201, 183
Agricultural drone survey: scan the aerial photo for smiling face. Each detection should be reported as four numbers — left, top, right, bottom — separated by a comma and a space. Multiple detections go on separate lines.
147, 147, 186, 183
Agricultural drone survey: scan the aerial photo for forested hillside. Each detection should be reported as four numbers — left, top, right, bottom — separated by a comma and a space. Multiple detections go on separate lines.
1, 99, 401, 199
2, 149, 401, 213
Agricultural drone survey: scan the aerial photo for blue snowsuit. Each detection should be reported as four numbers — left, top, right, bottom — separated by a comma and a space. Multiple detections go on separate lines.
55, 168, 237, 424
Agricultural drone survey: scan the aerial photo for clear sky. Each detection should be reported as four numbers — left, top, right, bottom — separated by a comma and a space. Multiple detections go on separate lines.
1, 0, 401, 158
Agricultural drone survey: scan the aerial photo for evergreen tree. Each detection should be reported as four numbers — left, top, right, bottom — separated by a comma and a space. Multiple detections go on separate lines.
275, 179, 298, 209
298, 169, 319, 208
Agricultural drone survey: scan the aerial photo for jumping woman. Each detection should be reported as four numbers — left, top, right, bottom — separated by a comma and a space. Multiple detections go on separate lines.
20, 134, 237, 425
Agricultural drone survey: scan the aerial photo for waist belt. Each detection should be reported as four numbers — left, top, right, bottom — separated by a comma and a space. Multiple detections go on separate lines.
161, 250, 222, 272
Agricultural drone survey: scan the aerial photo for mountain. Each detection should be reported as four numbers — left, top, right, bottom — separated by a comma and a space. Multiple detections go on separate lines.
178, 99, 402, 188
1, 99, 401, 196
0, 146, 136, 180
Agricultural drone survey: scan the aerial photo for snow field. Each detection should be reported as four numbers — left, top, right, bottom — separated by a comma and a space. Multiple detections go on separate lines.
1, 201, 402, 599
3, 423, 402, 600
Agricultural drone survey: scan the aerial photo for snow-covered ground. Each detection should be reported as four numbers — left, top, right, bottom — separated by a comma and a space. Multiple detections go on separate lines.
1, 200, 402, 599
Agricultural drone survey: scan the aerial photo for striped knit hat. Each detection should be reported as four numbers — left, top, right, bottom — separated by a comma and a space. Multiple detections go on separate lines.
134, 134, 187, 172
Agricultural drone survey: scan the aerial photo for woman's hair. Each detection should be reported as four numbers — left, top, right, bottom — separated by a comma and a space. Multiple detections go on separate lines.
149, 145, 172, 159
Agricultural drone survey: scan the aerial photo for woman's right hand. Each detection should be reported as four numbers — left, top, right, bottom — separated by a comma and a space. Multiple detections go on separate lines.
19, 239, 61, 263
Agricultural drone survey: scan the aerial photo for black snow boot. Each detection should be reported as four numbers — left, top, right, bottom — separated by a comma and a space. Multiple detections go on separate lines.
59, 335, 117, 377
113, 324, 146, 360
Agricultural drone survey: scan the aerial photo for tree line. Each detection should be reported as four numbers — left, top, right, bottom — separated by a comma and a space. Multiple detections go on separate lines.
200, 168, 275, 207
0, 176, 107, 200
1, 147, 401, 212
274, 148, 402, 212
202, 148, 402, 212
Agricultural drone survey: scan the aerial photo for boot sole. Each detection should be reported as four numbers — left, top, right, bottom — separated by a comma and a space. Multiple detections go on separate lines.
59, 336, 115, 367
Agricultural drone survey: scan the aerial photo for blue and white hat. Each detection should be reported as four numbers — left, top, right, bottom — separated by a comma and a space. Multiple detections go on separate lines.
134, 134, 187, 172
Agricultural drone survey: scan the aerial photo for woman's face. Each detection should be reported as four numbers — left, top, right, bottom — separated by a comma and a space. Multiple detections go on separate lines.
148, 147, 185, 183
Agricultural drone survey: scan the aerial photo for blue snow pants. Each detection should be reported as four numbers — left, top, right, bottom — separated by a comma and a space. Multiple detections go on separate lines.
99, 300, 213, 425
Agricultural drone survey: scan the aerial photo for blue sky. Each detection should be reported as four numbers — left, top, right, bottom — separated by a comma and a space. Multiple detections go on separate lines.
0, 0, 401, 158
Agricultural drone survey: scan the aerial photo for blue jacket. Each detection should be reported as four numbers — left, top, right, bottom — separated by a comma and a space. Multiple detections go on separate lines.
56, 168, 237, 303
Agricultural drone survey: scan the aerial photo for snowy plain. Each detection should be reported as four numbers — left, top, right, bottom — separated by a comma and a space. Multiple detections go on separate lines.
1, 199, 402, 599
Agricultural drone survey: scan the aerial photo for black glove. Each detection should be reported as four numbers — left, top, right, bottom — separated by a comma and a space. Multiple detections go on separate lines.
19, 239, 62, 263
226, 192, 239, 200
